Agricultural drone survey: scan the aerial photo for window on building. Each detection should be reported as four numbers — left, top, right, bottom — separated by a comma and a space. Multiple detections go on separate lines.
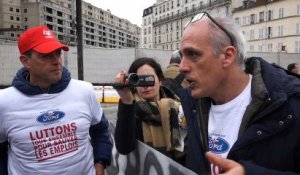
242, 16, 246, 25
279, 8, 284, 18
148, 27, 151, 34
267, 10, 273, 21
250, 29, 254, 40
9, 7, 13, 12
278, 25, 283, 36
296, 23, 300, 35
295, 41, 300, 53
45, 7, 53, 14
16, 8, 19, 13
267, 43, 272, 52
235, 17, 240, 24
259, 11, 264, 22
277, 43, 282, 52
250, 14, 256, 24
16, 17, 20, 21
24, 9, 28, 13
268, 27, 272, 38
297, 4, 300, 15
259, 28, 263, 39
258, 44, 263, 52
57, 11, 63, 17
10, 16, 14, 20
250, 45, 254, 52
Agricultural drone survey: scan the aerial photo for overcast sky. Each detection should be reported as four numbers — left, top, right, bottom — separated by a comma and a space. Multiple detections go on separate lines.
83, 0, 156, 26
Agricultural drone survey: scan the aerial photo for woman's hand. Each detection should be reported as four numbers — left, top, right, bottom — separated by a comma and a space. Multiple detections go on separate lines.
115, 70, 134, 104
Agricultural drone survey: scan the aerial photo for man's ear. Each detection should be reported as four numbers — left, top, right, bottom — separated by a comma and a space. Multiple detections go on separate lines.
19, 55, 30, 69
222, 46, 237, 68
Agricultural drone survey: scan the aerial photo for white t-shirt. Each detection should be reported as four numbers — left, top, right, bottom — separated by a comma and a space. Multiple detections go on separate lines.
0, 79, 102, 175
208, 75, 252, 158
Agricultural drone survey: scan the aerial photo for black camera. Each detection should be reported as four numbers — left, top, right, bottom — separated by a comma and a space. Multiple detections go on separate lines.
126, 73, 155, 87
112, 73, 155, 90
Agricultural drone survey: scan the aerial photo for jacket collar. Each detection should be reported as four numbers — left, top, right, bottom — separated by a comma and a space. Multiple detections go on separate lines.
12, 67, 71, 95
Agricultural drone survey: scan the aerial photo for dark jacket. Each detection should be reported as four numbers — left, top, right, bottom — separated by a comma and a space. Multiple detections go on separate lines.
115, 86, 185, 163
0, 67, 112, 174
179, 57, 300, 175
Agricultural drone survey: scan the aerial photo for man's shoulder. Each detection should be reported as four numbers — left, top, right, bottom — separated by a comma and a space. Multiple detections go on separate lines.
69, 79, 93, 88
0, 87, 18, 97
67, 79, 94, 93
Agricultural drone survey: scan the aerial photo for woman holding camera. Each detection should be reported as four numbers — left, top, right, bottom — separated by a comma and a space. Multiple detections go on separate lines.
114, 57, 186, 165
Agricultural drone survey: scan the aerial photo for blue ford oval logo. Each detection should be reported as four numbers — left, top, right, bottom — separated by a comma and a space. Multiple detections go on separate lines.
36, 111, 65, 123
208, 136, 230, 154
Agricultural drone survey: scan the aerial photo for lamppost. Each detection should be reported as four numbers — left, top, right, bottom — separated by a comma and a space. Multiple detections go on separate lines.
76, 0, 84, 80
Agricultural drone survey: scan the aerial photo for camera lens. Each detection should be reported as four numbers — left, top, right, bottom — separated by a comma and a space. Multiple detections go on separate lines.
127, 73, 140, 85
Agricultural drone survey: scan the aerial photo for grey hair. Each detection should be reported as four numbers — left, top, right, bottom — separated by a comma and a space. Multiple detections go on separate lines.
207, 17, 247, 67
169, 50, 181, 64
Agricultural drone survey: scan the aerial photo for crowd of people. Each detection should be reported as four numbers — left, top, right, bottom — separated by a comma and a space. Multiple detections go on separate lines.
0, 11, 299, 175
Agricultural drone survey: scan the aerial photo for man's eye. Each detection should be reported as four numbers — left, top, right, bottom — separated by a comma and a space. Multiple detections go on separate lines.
187, 52, 198, 60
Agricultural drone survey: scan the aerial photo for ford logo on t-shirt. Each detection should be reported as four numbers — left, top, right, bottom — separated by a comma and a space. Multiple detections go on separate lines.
36, 111, 65, 123
208, 136, 230, 154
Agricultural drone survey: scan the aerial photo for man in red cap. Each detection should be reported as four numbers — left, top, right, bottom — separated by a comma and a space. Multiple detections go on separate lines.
0, 26, 112, 175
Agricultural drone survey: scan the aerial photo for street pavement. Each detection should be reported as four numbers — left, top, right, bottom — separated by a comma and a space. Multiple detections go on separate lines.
101, 103, 118, 124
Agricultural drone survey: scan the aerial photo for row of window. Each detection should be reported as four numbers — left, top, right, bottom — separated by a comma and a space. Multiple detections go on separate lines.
9, 7, 27, 13
236, 5, 300, 26
248, 41, 300, 53
245, 23, 300, 40
154, 0, 204, 15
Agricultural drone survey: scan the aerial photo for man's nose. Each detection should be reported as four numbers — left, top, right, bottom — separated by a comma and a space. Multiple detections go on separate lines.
179, 57, 189, 73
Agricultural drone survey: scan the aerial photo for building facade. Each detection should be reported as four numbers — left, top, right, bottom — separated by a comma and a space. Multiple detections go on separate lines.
233, 0, 300, 53
141, 0, 300, 53
141, 0, 232, 50
0, 0, 140, 48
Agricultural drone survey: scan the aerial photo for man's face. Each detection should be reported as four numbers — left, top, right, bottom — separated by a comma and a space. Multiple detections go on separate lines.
21, 49, 63, 88
179, 20, 227, 99
292, 64, 299, 74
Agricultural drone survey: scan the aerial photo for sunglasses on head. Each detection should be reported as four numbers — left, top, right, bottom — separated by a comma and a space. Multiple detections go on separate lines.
184, 12, 234, 46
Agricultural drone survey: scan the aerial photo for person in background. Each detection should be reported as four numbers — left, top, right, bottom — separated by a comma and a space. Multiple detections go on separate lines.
0, 26, 112, 175
179, 12, 300, 174
287, 63, 299, 74
114, 57, 186, 165
164, 50, 189, 88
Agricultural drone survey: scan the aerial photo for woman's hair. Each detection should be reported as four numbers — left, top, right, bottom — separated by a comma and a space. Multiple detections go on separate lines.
208, 16, 247, 67
128, 57, 165, 81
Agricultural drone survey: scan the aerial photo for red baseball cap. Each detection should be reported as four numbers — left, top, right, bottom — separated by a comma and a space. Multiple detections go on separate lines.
18, 25, 69, 54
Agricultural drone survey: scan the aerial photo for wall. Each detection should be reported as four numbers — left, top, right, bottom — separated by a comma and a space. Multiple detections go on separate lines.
0, 42, 299, 87
0, 43, 173, 86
